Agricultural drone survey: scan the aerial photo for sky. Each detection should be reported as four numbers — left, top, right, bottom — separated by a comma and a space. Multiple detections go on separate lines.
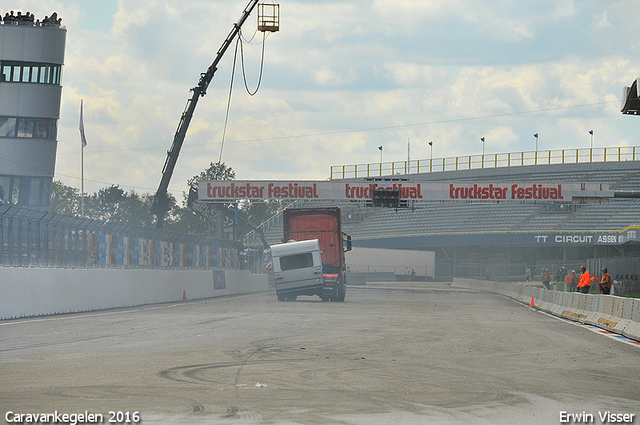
5, 0, 640, 198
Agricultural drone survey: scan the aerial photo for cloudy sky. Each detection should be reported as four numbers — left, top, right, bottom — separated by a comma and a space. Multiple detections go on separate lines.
7, 0, 640, 198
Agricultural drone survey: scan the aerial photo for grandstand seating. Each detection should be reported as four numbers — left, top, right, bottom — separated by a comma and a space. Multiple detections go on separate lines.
253, 161, 640, 246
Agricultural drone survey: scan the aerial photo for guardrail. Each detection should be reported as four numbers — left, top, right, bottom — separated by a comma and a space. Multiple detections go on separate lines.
331, 146, 640, 179
452, 278, 640, 342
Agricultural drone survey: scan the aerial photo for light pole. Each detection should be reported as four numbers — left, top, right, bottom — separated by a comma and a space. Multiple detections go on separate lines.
589, 130, 594, 149
534, 133, 538, 151
378, 145, 383, 163
480, 137, 485, 156
429, 141, 433, 161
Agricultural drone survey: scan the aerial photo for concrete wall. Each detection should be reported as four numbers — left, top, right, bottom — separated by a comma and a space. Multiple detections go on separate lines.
452, 278, 640, 342
0, 268, 269, 320
345, 247, 435, 278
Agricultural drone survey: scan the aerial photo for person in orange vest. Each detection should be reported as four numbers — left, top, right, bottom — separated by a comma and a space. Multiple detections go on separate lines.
577, 266, 592, 294
564, 269, 578, 292
599, 267, 612, 295
541, 268, 550, 290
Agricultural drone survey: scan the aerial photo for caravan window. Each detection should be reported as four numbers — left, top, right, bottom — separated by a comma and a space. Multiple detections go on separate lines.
279, 253, 314, 271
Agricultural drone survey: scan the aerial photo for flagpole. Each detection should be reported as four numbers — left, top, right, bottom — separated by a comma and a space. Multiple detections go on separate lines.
81, 135, 84, 217
79, 99, 86, 217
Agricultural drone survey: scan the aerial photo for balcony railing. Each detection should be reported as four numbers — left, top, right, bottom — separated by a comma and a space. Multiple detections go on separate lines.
330, 146, 640, 180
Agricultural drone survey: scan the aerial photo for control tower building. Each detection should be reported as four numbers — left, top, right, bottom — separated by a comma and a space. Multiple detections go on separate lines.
0, 16, 66, 207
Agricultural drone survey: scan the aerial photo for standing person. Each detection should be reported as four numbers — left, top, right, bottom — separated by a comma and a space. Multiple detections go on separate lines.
599, 267, 612, 295
565, 270, 578, 292
542, 268, 550, 290
525, 267, 532, 282
577, 266, 592, 294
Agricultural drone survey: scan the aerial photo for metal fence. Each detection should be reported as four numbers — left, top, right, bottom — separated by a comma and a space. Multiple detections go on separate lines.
0, 205, 241, 269
331, 146, 640, 179
587, 256, 640, 296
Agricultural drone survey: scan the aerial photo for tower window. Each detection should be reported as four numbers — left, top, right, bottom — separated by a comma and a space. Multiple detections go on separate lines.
0, 61, 61, 85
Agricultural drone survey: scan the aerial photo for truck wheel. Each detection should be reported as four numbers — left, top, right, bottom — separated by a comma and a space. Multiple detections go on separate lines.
336, 284, 346, 302
277, 292, 286, 302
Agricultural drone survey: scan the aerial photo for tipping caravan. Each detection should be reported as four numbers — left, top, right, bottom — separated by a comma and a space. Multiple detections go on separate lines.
270, 239, 323, 301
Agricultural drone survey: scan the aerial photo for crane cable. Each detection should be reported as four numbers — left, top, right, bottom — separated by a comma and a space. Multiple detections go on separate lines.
217, 37, 240, 163
218, 29, 268, 162
239, 30, 267, 96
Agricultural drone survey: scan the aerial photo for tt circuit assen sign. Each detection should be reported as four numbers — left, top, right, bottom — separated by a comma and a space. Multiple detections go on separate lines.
198, 181, 612, 203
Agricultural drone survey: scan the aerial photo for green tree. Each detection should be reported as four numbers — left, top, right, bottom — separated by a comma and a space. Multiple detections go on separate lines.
84, 185, 128, 222
178, 162, 236, 234
180, 162, 285, 236
185, 161, 235, 197
240, 199, 284, 227
82, 185, 164, 226
50, 180, 80, 216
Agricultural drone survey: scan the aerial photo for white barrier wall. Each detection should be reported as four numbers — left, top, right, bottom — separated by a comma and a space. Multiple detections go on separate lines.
0, 268, 269, 320
452, 278, 640, 343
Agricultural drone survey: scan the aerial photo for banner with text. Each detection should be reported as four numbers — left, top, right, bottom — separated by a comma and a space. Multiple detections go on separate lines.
199, 181, 612, 203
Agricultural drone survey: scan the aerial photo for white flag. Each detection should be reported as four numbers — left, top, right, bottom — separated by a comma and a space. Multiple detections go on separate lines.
79, 99, 87, 147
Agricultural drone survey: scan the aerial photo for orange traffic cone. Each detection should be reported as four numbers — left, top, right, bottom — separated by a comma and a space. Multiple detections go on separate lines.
183, 290, 187, 301
530, 296, 535, 307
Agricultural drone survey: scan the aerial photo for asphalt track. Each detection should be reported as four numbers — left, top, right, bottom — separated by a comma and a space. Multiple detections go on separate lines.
1, 283, 639, 425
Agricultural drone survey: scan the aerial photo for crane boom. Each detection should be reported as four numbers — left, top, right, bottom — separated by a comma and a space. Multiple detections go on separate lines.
151, 0, 260, 228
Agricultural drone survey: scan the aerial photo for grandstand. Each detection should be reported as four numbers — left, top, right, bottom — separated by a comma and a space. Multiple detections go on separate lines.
252, 148, 640, 282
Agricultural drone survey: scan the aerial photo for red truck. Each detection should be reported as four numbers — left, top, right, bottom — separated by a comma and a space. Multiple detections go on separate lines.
277, 207, 351, 301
